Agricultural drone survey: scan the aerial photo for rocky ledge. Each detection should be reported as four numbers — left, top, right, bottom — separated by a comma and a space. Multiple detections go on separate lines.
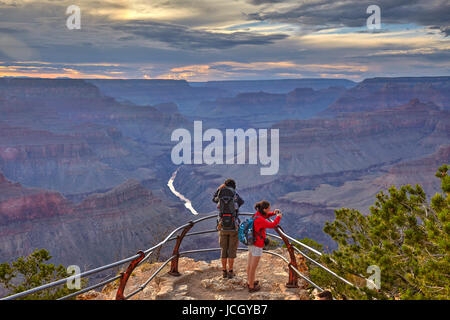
79, 249, 312, 300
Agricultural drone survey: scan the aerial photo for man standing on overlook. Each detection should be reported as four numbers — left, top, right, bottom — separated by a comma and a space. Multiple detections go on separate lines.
213, 179, 244, 279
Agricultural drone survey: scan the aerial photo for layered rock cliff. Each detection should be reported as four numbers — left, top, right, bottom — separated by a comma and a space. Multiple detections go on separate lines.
322, 76, 450, 115
0, 76, 448, 293
195, 86, 347, 126
0, 172, 73, 225
0, 172, 189, 286
0, 79, 189, 194
172, 99, 449, 248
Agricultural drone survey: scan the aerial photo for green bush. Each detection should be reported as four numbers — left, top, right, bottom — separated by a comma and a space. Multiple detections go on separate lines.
0, 249, 85, 300
302, 164, 449, 300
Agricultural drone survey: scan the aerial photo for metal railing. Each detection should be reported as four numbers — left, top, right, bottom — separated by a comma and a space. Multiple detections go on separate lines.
1, 212, 354, 300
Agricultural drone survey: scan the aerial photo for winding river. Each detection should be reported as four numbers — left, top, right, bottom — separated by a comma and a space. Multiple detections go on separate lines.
167, 167, 199, 215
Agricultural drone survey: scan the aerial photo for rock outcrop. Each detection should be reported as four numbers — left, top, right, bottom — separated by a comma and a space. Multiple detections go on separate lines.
195, 86, 347, 123
0, 78, 102, 100
79, 249, 312, 300
322, 76, 450, 115
1, 76, 448, 288
0, 172, 188, 283
172, 99, 449, 248
0, 172, 73, 225
0, 78, 189, 194
194, 79, 355, 95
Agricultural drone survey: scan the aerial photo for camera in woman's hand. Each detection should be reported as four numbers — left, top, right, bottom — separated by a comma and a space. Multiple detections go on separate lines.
274, 209, 282, 218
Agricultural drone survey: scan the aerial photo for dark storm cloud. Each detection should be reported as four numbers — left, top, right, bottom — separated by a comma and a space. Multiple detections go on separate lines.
110, 20, 289, 50
247, 0, 450, 31
442, 27, 450, 37
431, 26, 450, 37
347, 50, 450, 64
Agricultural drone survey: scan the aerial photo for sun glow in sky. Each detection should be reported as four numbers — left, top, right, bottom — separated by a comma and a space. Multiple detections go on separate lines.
0, 0, 448, 80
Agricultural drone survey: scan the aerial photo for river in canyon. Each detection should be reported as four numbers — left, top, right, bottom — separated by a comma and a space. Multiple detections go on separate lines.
167, 167, 199, 215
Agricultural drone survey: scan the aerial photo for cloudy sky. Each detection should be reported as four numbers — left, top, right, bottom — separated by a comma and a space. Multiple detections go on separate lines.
0, 0, 448, 81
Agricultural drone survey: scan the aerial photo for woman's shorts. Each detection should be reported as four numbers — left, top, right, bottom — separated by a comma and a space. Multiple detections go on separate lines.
248, 245, 263, 257
219, 230, 239, 259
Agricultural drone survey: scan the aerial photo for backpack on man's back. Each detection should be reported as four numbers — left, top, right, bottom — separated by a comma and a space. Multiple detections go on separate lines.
217, 187, 239, 230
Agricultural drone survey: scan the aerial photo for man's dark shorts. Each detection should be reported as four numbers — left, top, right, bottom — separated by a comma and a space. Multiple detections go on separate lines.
219, 230, 239, 259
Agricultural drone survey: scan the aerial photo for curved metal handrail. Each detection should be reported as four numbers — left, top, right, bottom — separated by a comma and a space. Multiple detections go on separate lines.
57, 274, 122, 300
123, 247, 324, 300
266, 232, 354, 287
0, 214, 217, 301
239, 212, 323, 256
1, 252, 143, 300
1, 211, 353, 300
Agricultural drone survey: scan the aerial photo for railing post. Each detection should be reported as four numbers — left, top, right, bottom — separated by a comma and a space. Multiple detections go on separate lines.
115, 251, 145, 300
274, 226, 299, 288
168, 221, 195, 276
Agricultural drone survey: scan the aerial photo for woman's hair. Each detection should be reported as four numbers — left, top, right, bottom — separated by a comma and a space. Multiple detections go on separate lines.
224, 178, 236, 189
254, 200, 270, 214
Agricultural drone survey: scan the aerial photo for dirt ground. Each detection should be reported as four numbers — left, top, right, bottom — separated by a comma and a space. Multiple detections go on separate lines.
79, 248, 312, 300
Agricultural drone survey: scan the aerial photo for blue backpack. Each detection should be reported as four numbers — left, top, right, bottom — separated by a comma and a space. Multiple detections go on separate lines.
239, 216, 262, 245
